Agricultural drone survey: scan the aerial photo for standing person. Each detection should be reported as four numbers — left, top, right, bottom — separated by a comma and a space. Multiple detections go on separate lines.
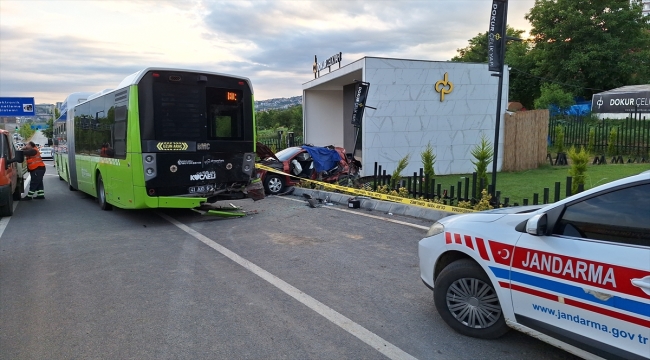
22, 141, 46, 200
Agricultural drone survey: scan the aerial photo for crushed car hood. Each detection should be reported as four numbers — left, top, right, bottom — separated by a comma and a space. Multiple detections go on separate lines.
256, 142, 280, 162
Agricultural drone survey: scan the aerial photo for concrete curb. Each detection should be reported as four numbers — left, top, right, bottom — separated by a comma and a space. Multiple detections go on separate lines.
290, 187, 454, 222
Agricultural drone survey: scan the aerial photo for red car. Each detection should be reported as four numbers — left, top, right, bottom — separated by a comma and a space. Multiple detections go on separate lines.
256, 143, 357, 195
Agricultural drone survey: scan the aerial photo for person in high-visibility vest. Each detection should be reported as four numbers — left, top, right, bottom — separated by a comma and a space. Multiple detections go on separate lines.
22, 141, 47, 200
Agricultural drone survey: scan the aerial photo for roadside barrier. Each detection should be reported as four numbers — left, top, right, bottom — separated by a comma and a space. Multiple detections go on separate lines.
255, 164, 475, 214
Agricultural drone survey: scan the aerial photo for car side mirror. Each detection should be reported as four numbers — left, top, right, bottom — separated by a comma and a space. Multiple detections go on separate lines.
8, 150, 25, 165
526, 214, 548, 236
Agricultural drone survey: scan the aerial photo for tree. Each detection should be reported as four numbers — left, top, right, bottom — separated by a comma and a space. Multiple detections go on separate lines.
470, 134, 494, 195
255, 105, 303, 134
526, 0, 650, 99
18, 123, 35, 140
451, 26, 539, 109
534, 83, 575, 110
42, 108, 58, 139
420, 142, 436, 178
452, 26, 528, 63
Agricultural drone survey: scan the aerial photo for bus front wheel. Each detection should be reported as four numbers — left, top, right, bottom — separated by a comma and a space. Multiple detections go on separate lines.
97, 173, 113, 211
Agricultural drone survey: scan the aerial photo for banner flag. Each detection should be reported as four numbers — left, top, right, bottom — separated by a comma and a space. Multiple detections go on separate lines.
351, 82, 370, 127
487, 0, 507, 72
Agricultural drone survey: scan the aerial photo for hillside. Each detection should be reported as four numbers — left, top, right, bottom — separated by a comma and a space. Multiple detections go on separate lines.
255, 96, 301, 111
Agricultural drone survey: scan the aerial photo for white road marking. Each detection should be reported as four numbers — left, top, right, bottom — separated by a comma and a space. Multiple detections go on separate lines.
158, 212, 419, 360
0, 202, 19, 238
276, 196, 430, 230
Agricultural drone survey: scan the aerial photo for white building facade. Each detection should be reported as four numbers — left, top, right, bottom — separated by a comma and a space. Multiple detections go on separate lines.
302, 57, 509, 176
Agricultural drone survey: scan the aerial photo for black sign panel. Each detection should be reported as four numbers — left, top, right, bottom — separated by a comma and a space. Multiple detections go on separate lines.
351, 82, 370, 127
487, 0, 507, 72
591, 91, 650, 113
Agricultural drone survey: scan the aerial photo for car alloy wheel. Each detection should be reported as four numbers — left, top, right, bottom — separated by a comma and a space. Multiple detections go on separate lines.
445, 277, 501, 329
265, 175, 283, 194
433, 259, 508, 339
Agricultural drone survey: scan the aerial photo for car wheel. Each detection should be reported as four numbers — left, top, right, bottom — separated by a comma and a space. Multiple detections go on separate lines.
0, 190, 13, 217
97, 173, 112, 211
433, 259, 509, 339
12, 180, 22, 201
264, 174, 284, 195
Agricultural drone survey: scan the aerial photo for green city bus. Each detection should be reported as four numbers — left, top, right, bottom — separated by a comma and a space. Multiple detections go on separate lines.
54, 68, 257, 210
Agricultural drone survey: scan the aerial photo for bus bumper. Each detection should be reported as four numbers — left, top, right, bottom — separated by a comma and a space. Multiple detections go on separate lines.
134, 187, 207, 209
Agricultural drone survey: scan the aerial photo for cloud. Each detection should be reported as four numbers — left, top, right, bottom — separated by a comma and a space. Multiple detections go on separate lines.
0, 0, 535, 103
197, 0, 525, 91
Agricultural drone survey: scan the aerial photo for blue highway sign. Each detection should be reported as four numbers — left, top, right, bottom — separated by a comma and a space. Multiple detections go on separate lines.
0, 97, 35, 116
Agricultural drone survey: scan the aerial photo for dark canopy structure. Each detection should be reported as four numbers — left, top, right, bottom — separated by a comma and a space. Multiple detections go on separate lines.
591, 85, 650, 114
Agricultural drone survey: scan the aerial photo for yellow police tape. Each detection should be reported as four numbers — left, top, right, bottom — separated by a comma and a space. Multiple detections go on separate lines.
255, 163, 475, 214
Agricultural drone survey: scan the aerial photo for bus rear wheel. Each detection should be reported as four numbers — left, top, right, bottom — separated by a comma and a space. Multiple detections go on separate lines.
97, 173, 112, 211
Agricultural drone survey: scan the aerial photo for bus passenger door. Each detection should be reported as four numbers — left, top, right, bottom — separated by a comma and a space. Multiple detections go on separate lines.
105, 102, 132, 208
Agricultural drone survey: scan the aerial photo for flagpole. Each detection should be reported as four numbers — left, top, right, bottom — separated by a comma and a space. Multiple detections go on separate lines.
490, 0, 508, 199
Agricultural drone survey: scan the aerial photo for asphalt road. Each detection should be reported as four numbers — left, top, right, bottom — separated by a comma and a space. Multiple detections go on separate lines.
0, 164, 580, 360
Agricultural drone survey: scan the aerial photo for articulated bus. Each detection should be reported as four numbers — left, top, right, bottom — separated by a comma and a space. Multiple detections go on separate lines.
53, 92, 93, 161
55, 68, 257, 210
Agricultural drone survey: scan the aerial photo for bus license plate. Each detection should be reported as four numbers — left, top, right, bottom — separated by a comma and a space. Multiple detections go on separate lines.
189, 185, 207, 193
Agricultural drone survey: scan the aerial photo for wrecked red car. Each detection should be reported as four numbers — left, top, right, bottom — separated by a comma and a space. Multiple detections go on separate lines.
256, 142, 359, 195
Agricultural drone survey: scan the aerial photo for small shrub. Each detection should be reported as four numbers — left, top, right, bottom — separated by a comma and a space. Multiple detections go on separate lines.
567, 146, 590, 194
391, 154, 410, 187
471, 134, 494, 195
421, 142, 436, 178
586, 127, 595, 155
555, 125, 565, 153
607, 128, 617, 157
457, 189, 493, 211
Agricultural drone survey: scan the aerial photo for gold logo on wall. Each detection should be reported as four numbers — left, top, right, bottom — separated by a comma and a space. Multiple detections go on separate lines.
435, 72, 454, 102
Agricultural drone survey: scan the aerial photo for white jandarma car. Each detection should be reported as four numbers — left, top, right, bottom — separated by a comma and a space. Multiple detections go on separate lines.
419, 171, 649, 360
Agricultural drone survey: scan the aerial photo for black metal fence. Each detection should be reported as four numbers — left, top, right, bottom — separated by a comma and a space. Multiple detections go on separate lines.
548, 116, 650, 156
369, 163, 584, 208
258, 134, 304, 151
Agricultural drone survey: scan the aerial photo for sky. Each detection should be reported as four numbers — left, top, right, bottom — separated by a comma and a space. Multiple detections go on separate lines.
0, 0, 536, 104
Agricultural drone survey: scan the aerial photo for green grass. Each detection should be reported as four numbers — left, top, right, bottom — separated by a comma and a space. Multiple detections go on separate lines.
430, 163, 650, 205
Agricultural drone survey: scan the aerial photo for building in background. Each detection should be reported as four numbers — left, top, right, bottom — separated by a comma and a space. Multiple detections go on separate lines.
302, 57, 509, 176
35, 103, 55, 122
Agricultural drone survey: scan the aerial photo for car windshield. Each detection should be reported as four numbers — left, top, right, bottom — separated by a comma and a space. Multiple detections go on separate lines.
274, 147, 302, 161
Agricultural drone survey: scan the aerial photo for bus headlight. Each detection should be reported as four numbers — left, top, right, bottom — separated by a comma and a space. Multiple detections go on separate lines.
145, 155, 154, 163
146, 168, 155, 175
245, 154, 253, 162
